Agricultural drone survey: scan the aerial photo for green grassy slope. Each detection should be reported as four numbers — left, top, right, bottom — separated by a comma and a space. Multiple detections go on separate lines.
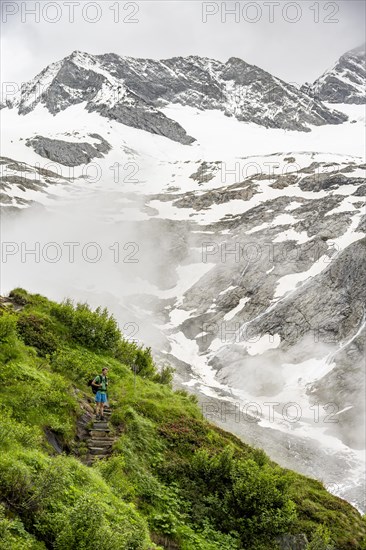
0, 289, 365, 550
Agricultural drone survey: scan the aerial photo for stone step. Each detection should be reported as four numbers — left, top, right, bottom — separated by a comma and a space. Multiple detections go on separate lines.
89, 447, 110, 456
88, 438, 114, 448
90, 429, 110, 437
93, 422, 109, 429
89, 435, 114, 441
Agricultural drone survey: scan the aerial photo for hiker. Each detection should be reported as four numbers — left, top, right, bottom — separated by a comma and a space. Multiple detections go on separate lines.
92, 367, 109, 420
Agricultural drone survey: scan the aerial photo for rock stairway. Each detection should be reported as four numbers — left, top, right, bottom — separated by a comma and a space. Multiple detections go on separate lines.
86, 407, 115, 465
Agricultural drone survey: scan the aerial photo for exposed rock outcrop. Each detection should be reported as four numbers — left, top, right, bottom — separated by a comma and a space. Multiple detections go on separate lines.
26, 133, 111, 166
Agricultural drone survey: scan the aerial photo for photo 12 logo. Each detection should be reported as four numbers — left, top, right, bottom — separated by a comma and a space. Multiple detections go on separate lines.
201, 2, 340, 24
201, 240, 339, 267
1, 1, 140, 24
201, 400, 340, 424
0, 157, 141, 186
1, 241, 140, 264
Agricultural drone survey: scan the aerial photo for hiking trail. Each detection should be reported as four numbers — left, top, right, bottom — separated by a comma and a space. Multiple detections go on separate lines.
85, 406, 116, 465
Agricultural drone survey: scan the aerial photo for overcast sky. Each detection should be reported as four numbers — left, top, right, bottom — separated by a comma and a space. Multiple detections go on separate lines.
1, 1, 365, 87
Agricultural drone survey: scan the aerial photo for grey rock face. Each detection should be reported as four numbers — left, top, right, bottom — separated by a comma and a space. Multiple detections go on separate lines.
357, 214, 366, 233
303, 43, 366, 104
299, 173, 364, 192
248, 238, 366, 347
97, 53, 347, 131
160, 163, 365, 338
309, 325, 365, 449
11, 50, 347, 137
353, 184, 366, 197
19, 61, 105, 116
26, 134, 111, 166
173, 179, 258, 210
217, 57, 347, 130
189, 161, 221, 184
88, 102, 194, 145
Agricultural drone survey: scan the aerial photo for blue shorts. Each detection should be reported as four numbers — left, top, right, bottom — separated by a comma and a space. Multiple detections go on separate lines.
95, 391, 107, 403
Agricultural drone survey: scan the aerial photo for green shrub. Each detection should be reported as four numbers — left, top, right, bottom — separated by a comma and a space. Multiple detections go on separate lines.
149, 511, 178, 537
159, 416, 208, 454
9, 288, 31, 306
0, 452, 149, 549
0, 504, 45, 550
49, 299, 74, 326
0, 312, 21, 363
95, 456, 136, 501
229, 460, 297, 542
0, 452, 34, 509
1, 358, 76, 442
153, 365, 174, 386
0, 312, 17, 342
0, 341, 23, 364
176, 523, 240, 550
180, 449, 296, 546
17, 314, 58, 357
30, 457, 149, 550
0, 413, 41, 451
52, 301, 121, 353
307, 525, 334, 549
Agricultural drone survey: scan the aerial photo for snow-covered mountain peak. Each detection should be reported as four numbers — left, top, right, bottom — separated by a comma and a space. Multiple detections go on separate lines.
69, 49, 95, 60
305, 43, 365, 104
3, 51, 349, 138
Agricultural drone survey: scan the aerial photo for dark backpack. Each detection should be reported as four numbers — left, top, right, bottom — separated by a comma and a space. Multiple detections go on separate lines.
87, 378, 98, 394
87, 375, 108, 394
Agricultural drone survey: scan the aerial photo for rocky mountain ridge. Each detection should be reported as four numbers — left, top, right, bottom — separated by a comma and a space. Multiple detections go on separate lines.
304, 43, 366, 104
4, 49, 349, 141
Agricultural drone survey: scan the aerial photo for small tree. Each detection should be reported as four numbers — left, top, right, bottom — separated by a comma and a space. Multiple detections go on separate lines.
134, 347, 156, 379
153, 364, 175, 387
